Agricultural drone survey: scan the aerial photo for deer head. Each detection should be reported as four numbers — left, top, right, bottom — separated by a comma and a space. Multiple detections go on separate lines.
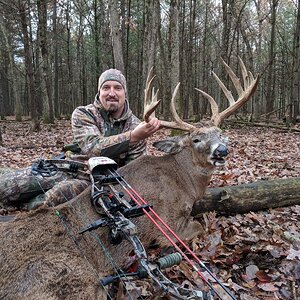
144, 57, 259, 170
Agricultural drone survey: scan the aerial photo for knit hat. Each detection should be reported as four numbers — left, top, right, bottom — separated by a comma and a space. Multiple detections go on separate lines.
98, 69, 127, 96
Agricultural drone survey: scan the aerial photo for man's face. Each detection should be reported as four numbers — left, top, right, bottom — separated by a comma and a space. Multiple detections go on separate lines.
99, 81, 126, 117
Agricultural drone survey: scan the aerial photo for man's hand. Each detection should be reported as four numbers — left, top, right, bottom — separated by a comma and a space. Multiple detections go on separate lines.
130, 117, 160, 144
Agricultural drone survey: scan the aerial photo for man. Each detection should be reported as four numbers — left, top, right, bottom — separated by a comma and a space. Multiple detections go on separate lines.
0, 69, 160, 210
70, 69, 160, 166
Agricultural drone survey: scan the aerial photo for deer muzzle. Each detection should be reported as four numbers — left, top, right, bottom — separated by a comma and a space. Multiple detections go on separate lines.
211, 144, 229, 166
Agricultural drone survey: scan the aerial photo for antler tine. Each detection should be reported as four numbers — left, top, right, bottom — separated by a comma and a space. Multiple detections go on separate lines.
238, 56, 251, 89
220, 58, 244, 96
144, 67, 161, 122
195, 88, 222, 126
219, 75, 259, 121
212, 71, 236, 106
196, 57, 259, 127
160, 83, 195, 132
218, 57, 259, 121
169, 83, 192, 127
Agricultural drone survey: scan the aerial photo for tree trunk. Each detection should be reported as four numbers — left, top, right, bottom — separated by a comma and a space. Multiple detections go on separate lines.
93, 0, 101, 80
168, 0, 180, 119
0, 15, 19, 119
141, 0, 160, 118
143, 0, 159, 76
66, 0, 73, 115
37, 0, 54, 124
220, 0, 234, 111
192, 178, 300, 216
181, 0, 197, 120
265, 0, 279, 118
0, 127, 3, 146
289, 0, 300, 125
197, 1, 209, 120
157, 5, 168, 117
52, 0, 59, 118
18, 1, 40, 131
253, 0, 263, 117
109, 0, 125, 73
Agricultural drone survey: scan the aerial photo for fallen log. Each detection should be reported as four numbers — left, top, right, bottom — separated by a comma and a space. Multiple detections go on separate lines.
192, 177, 300, 216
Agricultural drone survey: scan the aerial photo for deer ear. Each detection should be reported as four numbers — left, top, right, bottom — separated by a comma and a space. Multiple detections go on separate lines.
153, 138, 183, 154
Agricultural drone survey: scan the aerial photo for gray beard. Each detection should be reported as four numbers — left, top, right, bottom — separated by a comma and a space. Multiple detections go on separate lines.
107, 105, 118, 113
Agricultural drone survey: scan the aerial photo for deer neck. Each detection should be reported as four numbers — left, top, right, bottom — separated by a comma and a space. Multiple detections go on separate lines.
173, 147, 214, 197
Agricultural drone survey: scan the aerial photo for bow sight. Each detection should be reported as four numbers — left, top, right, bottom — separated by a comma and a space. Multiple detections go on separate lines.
77, 157, 237, 300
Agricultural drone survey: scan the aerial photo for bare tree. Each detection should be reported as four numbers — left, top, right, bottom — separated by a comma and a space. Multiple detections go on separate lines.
219, 0, 235, 111
52, 0, 59, 117
18, 0, 40, 131
143, 0, 159, 75
180, 0, 197, 120
289, 0, 300, 124
199, 1, 210, 119
37, 0, 54, 123
265, 0, 279, 119
109, 0, 125, 73
0, 14, 19, 119
166, 0, 180, 120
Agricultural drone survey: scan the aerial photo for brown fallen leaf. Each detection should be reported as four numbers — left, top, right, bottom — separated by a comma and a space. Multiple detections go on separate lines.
255, 270, 272, 283
257, 282, 278, 292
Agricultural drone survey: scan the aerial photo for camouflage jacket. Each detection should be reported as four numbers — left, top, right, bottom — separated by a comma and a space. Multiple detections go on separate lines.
71, 94, 146, 166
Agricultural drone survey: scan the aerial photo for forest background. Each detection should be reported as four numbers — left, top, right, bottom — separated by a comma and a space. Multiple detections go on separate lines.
0, 0, 299, 130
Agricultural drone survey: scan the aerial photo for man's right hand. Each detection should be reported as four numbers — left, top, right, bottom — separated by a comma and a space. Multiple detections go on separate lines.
130, 117, 160, 144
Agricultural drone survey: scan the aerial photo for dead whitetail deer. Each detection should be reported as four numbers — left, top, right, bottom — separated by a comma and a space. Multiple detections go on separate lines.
119, 57, 259, 242
0, 58, 258, 299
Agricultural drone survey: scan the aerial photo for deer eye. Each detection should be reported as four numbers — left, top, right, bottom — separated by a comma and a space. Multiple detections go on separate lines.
193, 138, 200, 143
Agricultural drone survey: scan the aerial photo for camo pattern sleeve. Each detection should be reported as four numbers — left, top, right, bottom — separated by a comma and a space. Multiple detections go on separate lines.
71, 102, 146, 165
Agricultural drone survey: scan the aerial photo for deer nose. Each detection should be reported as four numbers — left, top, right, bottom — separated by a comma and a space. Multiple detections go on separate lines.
214, 144, 229, 157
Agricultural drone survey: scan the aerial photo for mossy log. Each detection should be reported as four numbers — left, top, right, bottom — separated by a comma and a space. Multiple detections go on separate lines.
192, 177, 300, 216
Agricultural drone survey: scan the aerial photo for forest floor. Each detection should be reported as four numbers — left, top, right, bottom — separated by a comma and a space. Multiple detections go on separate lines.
0, 119, 300, 300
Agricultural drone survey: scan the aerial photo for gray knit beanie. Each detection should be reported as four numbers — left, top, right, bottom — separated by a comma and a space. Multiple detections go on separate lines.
98, 69, 127, 96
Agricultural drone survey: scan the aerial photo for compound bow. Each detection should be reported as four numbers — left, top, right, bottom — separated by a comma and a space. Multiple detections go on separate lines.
32, 157, 237, 300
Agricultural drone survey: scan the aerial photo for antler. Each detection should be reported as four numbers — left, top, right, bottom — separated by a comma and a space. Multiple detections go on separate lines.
143, 68, 161, 122
196, 56, 260, 126
143, 69, 195, 132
